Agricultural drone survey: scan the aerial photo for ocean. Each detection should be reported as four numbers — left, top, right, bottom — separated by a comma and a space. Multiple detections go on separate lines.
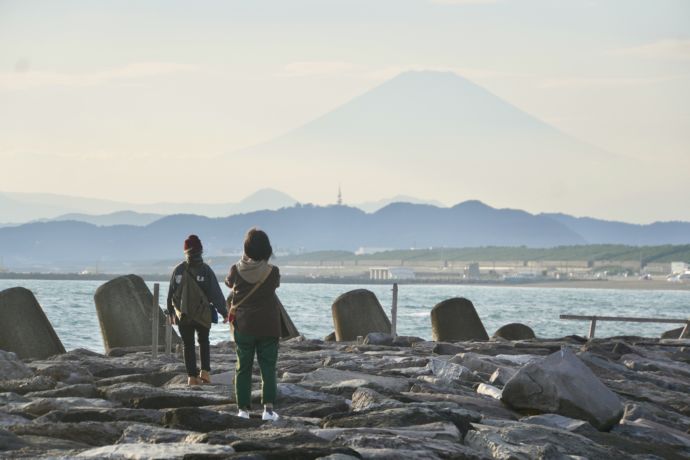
1, 279, 688, 353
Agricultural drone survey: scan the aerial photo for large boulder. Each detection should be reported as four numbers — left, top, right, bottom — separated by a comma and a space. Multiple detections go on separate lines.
661, 327, 684, 339
94, 275, 180, 353
430, 297, 489, 342
0, 287, 65, 359
493, 323, 536, 341
501, 347, 623, 430
331, 289, 391, 341
0, 350, 33, 381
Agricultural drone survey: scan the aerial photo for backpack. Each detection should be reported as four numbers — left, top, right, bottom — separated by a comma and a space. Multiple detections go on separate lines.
172, 264, 212, 329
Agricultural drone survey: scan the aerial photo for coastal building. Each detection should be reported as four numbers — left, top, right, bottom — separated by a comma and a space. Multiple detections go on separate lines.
671, 262, 688, 275
369, 266, 416, 280
464, 262, 480, 279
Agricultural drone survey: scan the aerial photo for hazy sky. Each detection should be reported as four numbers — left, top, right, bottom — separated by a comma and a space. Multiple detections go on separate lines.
1, 0, 689, 222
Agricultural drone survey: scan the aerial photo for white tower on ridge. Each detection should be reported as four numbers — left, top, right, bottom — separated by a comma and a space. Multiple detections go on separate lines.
337, 185, 343, 206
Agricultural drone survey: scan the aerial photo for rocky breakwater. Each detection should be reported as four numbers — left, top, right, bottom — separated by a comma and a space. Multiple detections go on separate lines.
1, 334, 689, 459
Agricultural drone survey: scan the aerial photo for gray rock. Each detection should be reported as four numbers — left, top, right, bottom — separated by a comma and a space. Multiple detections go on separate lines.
431, 342, 466, 355
489, 367, 518, 386
612, 417, 690, 450
10, 397, 116, 417
301, 368, 411, 393
9, 421, 129, 446
99, 382, 231, 409
28, 360, 94, 384
331, 289, 391, 341
26, 383, 99, 399
430, 297, 489, 342
0, 392, 28, 404
0, 412, 31, 427
476, 383, 502, 400
277, 383, 345, 404
520, 413, 596, 434
493, 323, 536, 341
314, 422, 485, 460
391, 335, 424, 347
403, 392, 519, 421
364, 332, 394, 346
426, 357, 481, 385
0, 287, 66, 360
17, 434, 91, 451
502, 348, 624, 430
162, 407, 264, 432
350, 387, 402, 412
661, 327, 685, 339
317, 455, 361, 460
117, 423, 194, 444
0, 428, 28, 451
34, 407, 162, 425
324, 331, 336, 342
95, 371, 180, 388
620, 353, 690, 379
0, 376, 56, 394
0, 350, 33, 381
94, 275, 181, 353
75, 442, 235, 459
280, 400, 350, 418
465, 420, 624, 459
321, 406, 454, 430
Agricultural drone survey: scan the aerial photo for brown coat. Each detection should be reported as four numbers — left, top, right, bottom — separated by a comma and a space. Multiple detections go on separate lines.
225, 264, 281, 337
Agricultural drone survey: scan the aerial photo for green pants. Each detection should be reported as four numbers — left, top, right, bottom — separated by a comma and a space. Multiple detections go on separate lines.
233, 330, 279, 409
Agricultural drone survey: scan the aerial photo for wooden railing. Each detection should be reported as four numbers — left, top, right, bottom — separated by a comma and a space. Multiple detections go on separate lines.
559, 314, 690, 339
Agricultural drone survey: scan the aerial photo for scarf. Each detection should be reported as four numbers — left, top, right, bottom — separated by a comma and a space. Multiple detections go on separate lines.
185, 250, 204, 267
236, 255, 271, 284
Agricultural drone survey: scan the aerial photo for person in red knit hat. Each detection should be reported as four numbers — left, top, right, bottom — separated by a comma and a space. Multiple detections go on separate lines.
167, 235, 228, 385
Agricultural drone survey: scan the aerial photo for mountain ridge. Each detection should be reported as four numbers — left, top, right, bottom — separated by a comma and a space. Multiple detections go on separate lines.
1, 199, 689, 271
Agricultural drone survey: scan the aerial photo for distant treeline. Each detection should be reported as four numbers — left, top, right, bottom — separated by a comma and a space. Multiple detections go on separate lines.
274, 244, 690, 264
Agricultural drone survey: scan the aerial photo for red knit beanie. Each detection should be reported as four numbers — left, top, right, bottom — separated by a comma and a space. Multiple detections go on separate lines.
183, 235, 203, 253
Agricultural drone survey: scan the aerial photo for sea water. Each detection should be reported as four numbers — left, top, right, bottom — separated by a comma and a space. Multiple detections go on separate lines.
1, 279, 688, 353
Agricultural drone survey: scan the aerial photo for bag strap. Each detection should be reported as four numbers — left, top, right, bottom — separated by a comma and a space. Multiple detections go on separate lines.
230, 264, 273, 312
184, 262, 209, 303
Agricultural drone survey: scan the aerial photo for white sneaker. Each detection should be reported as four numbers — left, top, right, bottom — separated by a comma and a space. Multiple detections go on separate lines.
237, 410, 250, 419
262, 409, 279, 421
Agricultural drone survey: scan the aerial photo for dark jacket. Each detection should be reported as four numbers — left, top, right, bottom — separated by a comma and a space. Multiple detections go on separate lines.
167, 261, 228, 325
225, 265, 281, 337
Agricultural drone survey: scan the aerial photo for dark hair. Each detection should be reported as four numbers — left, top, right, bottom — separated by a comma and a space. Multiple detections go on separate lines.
244, 228, 273, 261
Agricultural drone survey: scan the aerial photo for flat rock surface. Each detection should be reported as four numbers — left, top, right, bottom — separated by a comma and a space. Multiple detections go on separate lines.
1, 335, 689, 459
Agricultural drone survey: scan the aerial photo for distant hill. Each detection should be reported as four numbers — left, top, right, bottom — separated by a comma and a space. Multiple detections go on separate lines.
0, 188, 298, 223
355, 195, 446, 213
2, 199, 690, 271
49, 211, 164, 227
542, 213, 690, 246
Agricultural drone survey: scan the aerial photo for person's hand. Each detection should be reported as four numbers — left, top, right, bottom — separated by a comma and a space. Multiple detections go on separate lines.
226, 313, 235, 324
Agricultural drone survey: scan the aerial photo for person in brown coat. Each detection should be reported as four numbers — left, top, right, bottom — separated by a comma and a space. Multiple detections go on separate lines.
225, 228, 281, 421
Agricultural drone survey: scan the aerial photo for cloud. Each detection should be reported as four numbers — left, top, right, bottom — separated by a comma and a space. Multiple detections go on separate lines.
279, 61, 528, 81
280, 61, 360, 77
614, 39, 690, 61
540, 74, 689, 89
429, 0, 498, 4
0, 62, 198, 90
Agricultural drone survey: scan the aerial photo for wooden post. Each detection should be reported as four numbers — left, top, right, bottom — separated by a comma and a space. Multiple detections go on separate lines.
588, 317, 597, 339
152, 283, 159, 358
391, 283, 398, 338
165, 312, 172, 355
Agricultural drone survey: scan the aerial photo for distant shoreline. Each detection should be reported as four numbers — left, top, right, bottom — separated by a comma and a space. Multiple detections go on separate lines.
1, 272, 688, 291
